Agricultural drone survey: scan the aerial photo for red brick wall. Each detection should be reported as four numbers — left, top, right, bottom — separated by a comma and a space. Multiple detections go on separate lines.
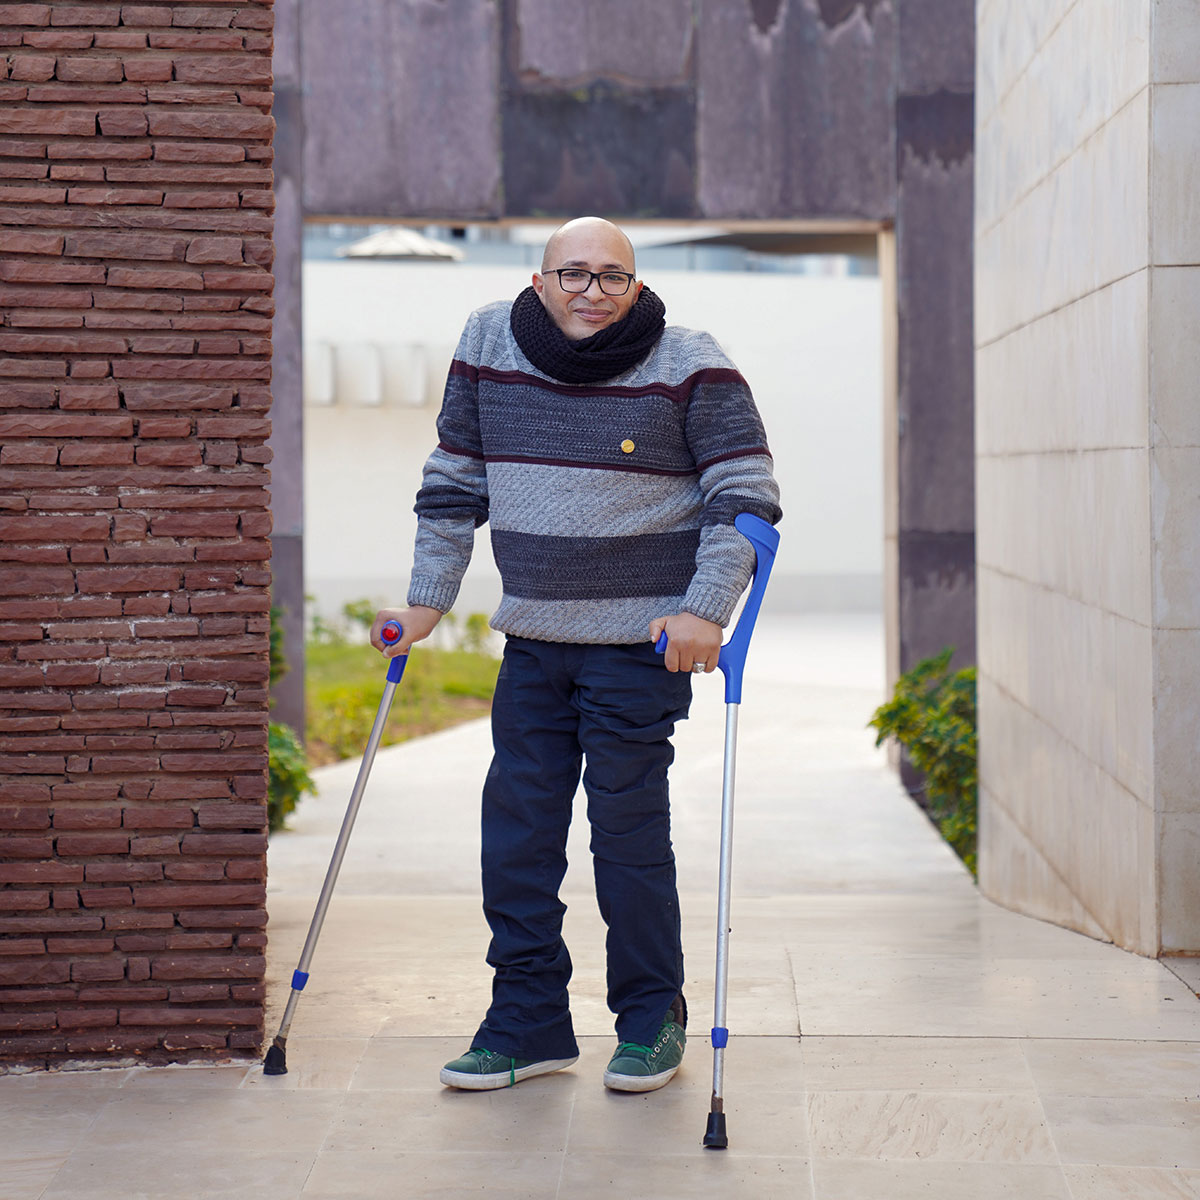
0, 0, 274, 1067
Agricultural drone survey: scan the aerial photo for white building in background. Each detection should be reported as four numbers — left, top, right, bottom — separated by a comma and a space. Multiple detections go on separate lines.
301, 233, 883, 632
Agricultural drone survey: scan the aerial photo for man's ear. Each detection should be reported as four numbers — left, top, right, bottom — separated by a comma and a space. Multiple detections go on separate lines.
634, 280, 644, 300
531, 272, 545, 302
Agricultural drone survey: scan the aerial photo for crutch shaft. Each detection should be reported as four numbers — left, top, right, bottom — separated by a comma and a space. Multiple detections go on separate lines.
295, 678, 398, 966
274, 667, 402, 1043
710, 702, 739, 1104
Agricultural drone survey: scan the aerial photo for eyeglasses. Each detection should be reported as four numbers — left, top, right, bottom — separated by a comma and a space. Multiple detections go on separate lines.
544, 268, 637, 296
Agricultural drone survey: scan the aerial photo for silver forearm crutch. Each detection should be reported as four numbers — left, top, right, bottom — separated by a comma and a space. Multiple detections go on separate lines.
263, 621, 408, 1076
658, 513, 780, 1149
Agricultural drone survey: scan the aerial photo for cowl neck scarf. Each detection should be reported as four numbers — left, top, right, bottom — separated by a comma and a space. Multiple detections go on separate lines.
509, 283, 666, 385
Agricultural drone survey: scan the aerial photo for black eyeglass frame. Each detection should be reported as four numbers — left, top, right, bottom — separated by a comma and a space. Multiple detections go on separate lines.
543, 268, 638, 296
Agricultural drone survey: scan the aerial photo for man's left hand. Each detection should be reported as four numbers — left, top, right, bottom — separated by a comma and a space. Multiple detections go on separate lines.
649, 612, 723, 674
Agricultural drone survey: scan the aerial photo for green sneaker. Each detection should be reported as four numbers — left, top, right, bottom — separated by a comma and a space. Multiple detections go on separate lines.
439, 1047, 578, 1091
603, 1009, 686, 1092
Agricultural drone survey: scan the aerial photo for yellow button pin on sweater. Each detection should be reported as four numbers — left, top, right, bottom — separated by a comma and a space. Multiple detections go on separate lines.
621, 439, 635, 454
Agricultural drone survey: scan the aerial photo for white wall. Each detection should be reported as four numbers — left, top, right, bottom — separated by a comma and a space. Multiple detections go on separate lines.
302, 259, 883, 627
975, 0, 1200, 954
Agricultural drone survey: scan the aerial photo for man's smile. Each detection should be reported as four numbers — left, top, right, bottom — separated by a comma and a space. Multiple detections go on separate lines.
571, 305, 613, 323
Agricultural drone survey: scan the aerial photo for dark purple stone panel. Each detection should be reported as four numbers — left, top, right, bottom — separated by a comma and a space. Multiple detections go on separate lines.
896, 87, 975, 669
270, 0, 306, 738
513, 0, 694, 85
896, 0, 975, 94
896, 88, 974, 535
502, 83, 697, 219
696, 0, 896, 220
899, 531, 976, 671
301, 0, 501, 218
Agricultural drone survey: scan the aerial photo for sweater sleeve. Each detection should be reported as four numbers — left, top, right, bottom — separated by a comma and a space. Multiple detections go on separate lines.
406, 312, 490, 613
678, 334, 782, 626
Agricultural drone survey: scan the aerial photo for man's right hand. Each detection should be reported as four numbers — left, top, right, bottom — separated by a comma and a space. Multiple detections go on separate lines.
370, 605, 443, 657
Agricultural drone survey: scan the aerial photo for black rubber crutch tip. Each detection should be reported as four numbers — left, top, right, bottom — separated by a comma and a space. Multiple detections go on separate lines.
262, 1040, 288, 1076
702, 1111, 728, 1149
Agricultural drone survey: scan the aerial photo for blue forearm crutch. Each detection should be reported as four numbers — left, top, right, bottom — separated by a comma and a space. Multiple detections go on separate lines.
263, 621, 407, 1076
656, 512, 781, 1148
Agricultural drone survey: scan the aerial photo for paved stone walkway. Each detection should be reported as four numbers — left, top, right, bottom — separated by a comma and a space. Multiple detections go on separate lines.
3, 615, 1199, 1198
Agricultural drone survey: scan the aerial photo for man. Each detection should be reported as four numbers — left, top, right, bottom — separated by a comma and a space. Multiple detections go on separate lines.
371, 217, 780, 1093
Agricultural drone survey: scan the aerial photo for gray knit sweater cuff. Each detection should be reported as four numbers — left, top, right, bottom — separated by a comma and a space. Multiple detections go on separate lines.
406, 577, 460, 614
681, 582, 739, 628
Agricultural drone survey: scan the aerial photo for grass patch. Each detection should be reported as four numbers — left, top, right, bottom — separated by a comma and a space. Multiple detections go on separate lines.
305, 639, 500, 767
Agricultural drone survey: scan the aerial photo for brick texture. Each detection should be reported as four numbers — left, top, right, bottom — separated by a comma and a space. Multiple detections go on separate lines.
0, 1, 273, 1069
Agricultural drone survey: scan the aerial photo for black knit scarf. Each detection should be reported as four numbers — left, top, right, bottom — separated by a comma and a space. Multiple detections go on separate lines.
509, 284, 666, 385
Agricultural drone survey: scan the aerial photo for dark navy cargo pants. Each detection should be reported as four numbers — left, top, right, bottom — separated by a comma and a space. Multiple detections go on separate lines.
471, 636, 693, 1061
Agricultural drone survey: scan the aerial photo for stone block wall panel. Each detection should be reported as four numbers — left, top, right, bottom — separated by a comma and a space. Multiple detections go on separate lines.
512, 0, 694, 86
895, 85, 975, 672
299, 0, 500, 219
502, 82, 697, 220
265, 0, 299, 735
0, 0, 274, 1067
695, 0, 896, 221
976, 0, 1200, 953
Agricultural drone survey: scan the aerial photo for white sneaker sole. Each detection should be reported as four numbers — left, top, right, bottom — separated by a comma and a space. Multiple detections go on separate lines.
603, 1064, 680, 1093
440, 1055, 578, 1091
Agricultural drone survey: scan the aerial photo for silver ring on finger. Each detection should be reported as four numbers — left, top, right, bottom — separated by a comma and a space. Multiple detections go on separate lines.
691, 662, 706, 674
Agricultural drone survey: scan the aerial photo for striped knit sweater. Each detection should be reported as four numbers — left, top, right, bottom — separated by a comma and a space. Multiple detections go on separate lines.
407, 300, 782, 644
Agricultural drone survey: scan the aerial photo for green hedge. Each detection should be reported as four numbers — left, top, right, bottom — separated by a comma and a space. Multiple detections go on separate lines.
869, 647, 977, 875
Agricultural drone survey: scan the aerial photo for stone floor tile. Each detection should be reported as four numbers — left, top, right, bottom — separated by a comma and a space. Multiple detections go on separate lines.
1042, 1095, 1200, 1168
811, 1159, 1073, 1199
347, 1035, 493, 1092
70, 1091, 343, 1156
40, 1150, 317, 1200
325, 1083, 575, 1154
693, 1032, 805, 1092
242, 1037, 369, 1092
790, 953, 1200, 1040
807, 1089, 1058, 1162
565, 1083, 809, 1158
3, 1153, 75, 1200
1023, 1038, 1200, 1099
301, 1150, 565, 1199
118, 1064, 250, 1092
2, 1067, 133, 1091
800, 1036, 1035, 1092
1061, 1164, 1200, 1199
1163, 958, 1200, 998
559, 1151, 815, 1199
0, 1087, 117, 1156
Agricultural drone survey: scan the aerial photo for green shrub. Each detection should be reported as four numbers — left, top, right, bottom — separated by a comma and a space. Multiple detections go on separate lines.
268, 596, 314, 831
869, 647, 977, 875
268, 720, 315, 832
341, 597, 380, 635
269, 603, 288, 687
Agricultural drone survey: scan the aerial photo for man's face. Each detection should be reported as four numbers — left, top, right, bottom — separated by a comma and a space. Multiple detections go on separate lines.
532, 224, 643, 342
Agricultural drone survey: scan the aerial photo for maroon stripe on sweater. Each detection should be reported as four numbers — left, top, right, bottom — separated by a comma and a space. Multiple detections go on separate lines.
453, 363, 746, 404
437, 439, 485, 461
484, 453, 699, 478
695, 446, 774, 471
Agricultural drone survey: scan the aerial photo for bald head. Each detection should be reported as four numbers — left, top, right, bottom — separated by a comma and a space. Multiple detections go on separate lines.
532, 216, 644, 342
541, 217, 636, 274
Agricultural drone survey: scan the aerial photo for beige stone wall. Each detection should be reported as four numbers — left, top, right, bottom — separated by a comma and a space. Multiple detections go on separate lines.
975, 0, 1200, 954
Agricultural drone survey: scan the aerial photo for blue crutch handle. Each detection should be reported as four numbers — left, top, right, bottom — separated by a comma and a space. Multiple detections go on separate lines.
654, 513, 780, 704
380, 620, 408, 684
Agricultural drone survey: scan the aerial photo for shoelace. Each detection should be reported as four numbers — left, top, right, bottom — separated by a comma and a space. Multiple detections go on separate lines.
613, 1041, 653, 1057
469, 1047, 519, 1086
